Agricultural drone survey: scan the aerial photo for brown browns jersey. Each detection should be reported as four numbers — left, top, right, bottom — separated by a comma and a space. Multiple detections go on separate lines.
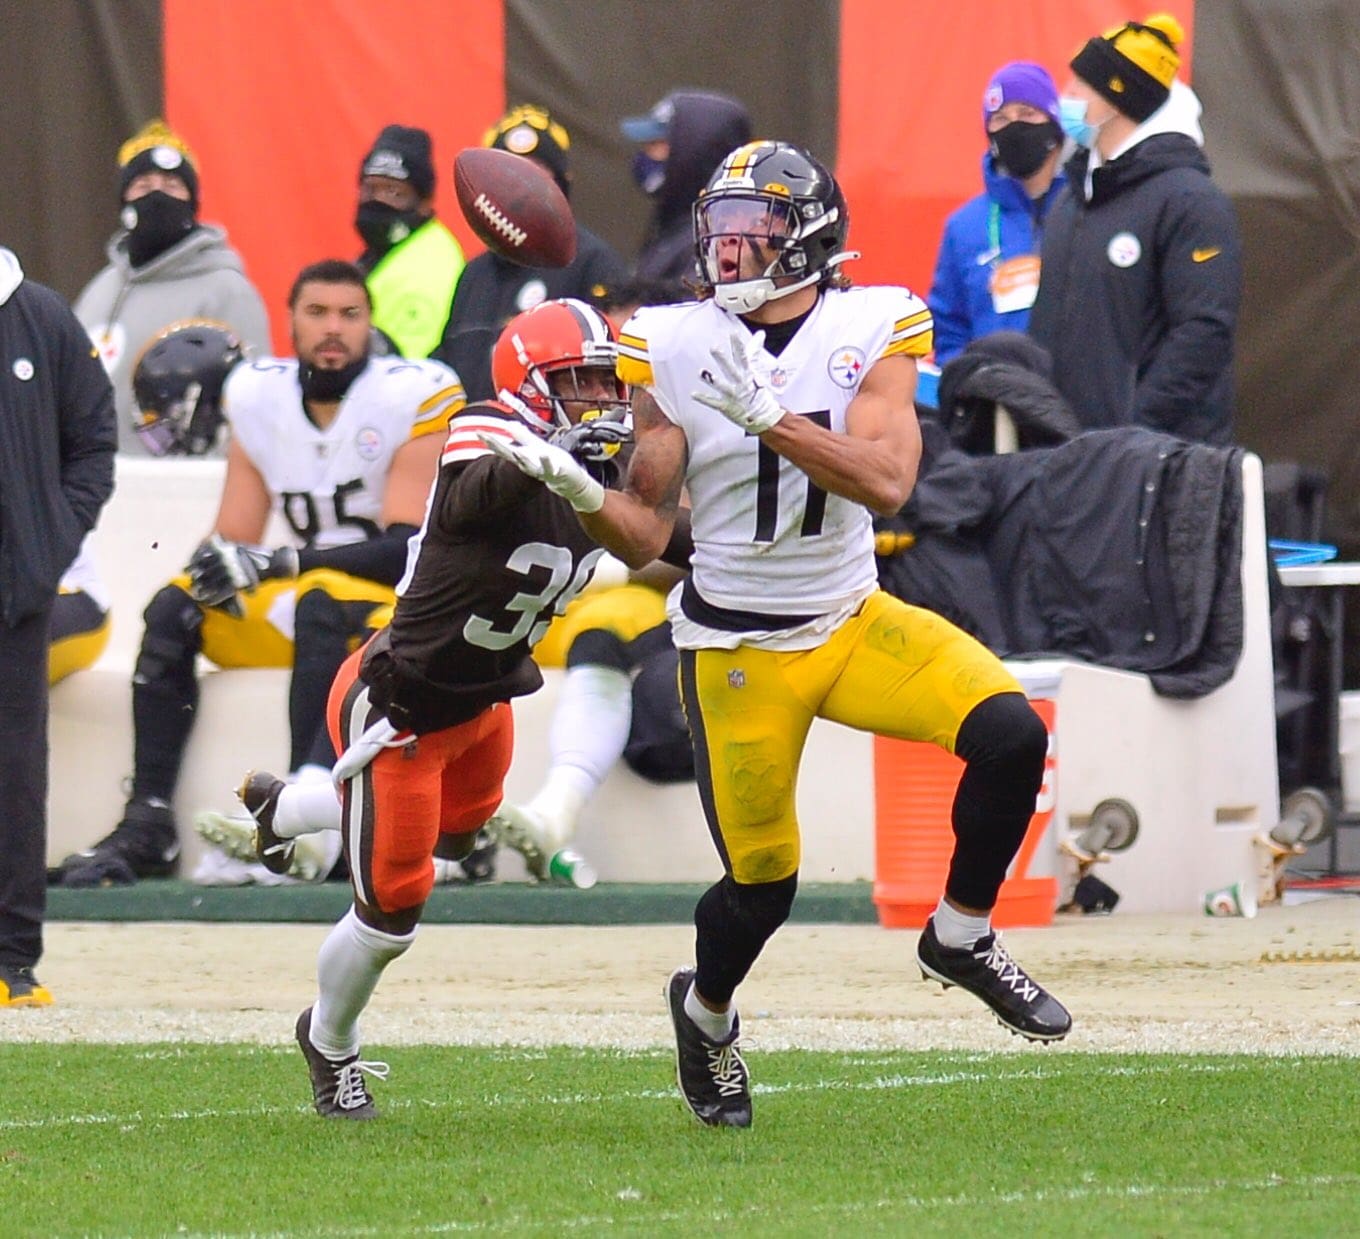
359, 402, 614, 734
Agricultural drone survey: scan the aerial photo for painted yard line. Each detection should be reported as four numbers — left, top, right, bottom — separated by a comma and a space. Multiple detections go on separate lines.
154, 1171, 1360, 1239
0, 1056, 1270, 1132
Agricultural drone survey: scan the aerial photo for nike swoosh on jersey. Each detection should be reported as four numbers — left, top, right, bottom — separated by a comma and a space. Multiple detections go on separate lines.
1191, 247, 1221, 262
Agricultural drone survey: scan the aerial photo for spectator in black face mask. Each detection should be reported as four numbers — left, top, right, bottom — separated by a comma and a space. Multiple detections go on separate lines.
927, 63, 1066, 365
354, 124, 465, 360
74, 119, 271, 455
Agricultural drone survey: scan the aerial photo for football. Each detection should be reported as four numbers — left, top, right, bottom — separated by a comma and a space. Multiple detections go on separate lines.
453, 146, 577, 269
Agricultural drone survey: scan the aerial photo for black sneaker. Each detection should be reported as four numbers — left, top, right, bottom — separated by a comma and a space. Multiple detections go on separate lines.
50, 799, 179, 886
0, 963, 52, 1008
458, 829, 498, 883
238, 771, 291, 875
664, 967, 752, 1128
294, 1007, 388, 1119
917, 917, 1072, 1042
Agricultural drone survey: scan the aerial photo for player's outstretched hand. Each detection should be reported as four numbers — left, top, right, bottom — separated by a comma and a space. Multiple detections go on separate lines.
477, 422, 606, 513
551, 417, 631, 464
185, 535, 299, 618
693, 328, 785, 435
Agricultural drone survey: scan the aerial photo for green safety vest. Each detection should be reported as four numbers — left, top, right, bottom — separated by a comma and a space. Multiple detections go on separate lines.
367, 218, 465, 358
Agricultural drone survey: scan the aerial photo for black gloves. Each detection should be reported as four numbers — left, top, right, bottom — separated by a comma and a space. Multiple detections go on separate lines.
185, 534, 299, 617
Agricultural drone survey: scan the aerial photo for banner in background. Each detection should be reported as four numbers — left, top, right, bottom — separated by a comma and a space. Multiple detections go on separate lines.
164, 0, 504, 352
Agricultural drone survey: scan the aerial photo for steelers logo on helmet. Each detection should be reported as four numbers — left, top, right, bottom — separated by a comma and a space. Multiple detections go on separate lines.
491, 298, 628, 441
694, 140, 856, 314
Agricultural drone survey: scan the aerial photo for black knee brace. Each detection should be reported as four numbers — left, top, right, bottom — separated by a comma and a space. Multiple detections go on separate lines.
130, 584, 205, 802
947, 691, 1048, 910
566, 627, 630, 672
694, 872, 798, 1004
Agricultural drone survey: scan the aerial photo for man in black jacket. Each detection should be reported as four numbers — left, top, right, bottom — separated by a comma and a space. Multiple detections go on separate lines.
620, 89, 752, 282
1027, 13, 1241, 445
0, 246, 116, 1005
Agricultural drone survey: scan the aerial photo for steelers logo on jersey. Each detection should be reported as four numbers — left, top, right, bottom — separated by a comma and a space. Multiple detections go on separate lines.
355, 426, 386, 461
827, 346, 866, 389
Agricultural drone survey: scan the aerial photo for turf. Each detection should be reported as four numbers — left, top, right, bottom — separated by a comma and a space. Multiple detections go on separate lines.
1, 1044, 1355, 1237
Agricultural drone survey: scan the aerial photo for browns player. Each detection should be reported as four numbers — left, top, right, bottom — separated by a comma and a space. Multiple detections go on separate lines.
278, 298, 678, 1118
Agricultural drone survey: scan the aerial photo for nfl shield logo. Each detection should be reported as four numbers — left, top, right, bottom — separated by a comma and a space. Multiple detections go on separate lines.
727, 669, 746, 689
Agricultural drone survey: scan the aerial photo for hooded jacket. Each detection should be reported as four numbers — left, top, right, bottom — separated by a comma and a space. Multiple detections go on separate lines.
74, 224, 271, 454
0, 248, 116, 624
634, 92, 752, 282
928, 153, 1066, 364
1027, 82, 1241, 444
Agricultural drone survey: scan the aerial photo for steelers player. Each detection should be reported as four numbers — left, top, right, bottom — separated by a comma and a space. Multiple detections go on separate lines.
483, 141, 1072, 1128
49, 260, 463, 888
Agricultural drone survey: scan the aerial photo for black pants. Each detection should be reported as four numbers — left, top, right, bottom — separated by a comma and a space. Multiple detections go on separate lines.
0, 605, 52, 969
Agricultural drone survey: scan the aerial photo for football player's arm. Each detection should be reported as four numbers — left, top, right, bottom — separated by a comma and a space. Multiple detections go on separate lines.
212, 438, 272, 543
758, 354, 922, 516
579, 387, 688, 570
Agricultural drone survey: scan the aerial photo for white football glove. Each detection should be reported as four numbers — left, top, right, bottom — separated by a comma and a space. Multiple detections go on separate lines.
693, 328, 785, 435
477, 422, 606, 514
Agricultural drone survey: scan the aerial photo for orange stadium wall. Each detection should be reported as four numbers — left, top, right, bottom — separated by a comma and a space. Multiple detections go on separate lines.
163, 0, 506, 354
836, 0, 1194, 296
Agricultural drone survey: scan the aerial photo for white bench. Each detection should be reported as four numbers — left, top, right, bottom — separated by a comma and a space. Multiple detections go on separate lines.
48, 457, 876, 883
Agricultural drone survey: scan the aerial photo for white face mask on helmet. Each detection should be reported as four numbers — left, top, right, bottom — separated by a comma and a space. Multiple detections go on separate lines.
694, 141, 858, 313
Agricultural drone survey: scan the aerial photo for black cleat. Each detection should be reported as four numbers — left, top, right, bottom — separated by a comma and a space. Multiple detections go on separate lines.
49, 799, 179, 886
665, 967, 752, 1128
917, 917, 1072, 1042
237, 770, 291, 875
458, 828, 498, 883
294, 1007, 388, 1119
0, 963, 53, 1008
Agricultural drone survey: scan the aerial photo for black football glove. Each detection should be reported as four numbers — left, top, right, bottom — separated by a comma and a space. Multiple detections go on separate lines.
185, 535, 299, 618
550, 418, 632, 464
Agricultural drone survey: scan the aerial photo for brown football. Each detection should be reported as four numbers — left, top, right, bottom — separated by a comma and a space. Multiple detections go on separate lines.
453, 146, 577, 269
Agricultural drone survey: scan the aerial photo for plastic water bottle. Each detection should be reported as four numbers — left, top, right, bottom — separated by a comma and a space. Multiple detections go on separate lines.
548, 848, 598, 889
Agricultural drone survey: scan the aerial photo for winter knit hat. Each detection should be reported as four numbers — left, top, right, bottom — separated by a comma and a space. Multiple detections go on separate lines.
982, 62, 1061, 132
360, 124, 436, 199
483, 104, 573, 197
1070, 12, 1184, 123
118, 119, 200, 206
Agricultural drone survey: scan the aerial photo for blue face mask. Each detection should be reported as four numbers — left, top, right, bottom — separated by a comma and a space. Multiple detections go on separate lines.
631, 151, 666, 196
1058, 97, 1101, 148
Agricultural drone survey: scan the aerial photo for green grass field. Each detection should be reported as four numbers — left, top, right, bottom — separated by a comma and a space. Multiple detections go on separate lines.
2, 1043, 1355, 1237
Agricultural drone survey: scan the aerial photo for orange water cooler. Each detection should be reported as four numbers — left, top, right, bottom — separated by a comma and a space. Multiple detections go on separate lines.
872, 698, 1058, 929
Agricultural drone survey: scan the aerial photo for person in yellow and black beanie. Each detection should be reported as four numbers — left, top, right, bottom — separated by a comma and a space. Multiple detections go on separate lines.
1069, 13, 1183, 123
1028, 11, 1243, 446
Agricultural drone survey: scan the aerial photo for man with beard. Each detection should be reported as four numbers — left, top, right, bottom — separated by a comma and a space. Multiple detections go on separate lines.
49, 261, 463, 887
354, 125, 465, 360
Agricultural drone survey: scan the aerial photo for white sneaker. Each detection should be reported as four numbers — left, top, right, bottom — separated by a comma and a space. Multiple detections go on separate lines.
484, 803, 555, 880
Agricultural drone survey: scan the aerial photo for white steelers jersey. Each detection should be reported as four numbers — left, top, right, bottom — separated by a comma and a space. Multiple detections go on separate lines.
224, 355, 464, 549
617, 285, 931, 621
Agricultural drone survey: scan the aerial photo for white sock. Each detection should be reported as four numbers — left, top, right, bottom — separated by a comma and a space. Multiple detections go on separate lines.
683, 980, 736, 1041
528, 665, 632, 843
309, 906, 414, 1059
275, 780, 343, 839
293, 762, 332, 785
932, 899, 991, 949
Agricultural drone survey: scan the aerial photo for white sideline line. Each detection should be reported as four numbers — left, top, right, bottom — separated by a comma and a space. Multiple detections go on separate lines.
0, 1056, 1271, 1132
153, 1171, 1360, 1239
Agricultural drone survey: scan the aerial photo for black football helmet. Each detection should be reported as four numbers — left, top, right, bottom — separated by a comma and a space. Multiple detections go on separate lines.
131, 320, 246, 456
693, 141, 854, 313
